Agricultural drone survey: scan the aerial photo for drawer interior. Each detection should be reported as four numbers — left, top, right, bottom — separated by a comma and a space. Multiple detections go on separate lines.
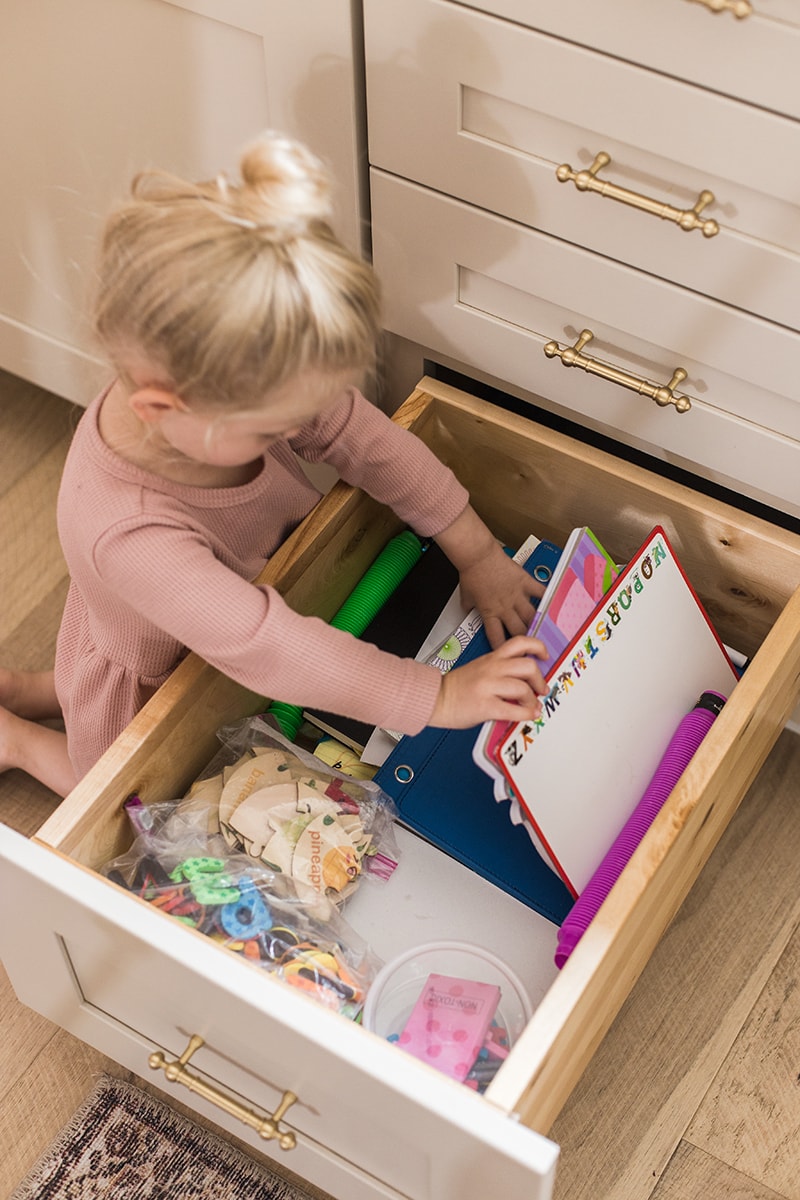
33, 377, 800, 1132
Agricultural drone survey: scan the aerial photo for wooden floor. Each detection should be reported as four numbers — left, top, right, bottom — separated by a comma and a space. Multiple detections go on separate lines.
1, 368, 799, 1199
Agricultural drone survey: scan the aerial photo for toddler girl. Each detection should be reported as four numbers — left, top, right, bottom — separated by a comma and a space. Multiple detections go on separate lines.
0, 133, 547, 797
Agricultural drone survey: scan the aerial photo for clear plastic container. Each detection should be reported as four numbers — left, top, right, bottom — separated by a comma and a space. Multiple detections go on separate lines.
362, 940, 533, 1087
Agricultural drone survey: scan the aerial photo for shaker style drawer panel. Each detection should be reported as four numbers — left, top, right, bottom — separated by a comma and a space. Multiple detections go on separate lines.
2, 379, 800, 1197
364, 0, 800, 330
451, 0, 800, 121
371, 170, 800, 521
0, 827, 557, 1200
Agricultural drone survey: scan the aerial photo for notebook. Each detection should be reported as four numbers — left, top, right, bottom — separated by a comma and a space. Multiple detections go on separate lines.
527, 526, 619, 672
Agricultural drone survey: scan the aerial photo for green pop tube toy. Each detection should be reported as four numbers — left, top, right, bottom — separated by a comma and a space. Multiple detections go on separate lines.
267, 530, 424, 740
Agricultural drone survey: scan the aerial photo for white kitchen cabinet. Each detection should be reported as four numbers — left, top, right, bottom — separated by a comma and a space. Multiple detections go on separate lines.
0, 0, 364, 406
452, 0, 800, 120
4, 3, 800, 1196
365, 0, 800, 520
370, 172, 800, 514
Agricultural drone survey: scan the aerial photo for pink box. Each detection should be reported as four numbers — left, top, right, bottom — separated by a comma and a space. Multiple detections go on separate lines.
397, 973, 501, 1081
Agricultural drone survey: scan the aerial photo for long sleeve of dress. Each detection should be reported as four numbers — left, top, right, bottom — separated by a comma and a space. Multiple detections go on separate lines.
92, 518, 443, 735
290, 388, 469, 537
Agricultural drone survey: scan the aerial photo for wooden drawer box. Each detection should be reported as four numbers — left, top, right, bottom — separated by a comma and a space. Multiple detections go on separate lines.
2, 378, 800, 1200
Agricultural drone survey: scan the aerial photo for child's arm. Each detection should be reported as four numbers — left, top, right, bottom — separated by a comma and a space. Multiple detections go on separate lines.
293, 393, 544, 647
434, 504, 544, 649
93, 508, 549, 738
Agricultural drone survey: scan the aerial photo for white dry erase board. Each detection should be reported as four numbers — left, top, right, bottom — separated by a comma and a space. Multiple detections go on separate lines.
497, 527, 739, 897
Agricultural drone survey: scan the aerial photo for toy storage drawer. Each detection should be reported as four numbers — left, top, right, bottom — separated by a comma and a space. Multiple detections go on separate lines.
365, 0, 800, 329
451, 0, 800, 121
2, 380, 800, 1200
371, 169, 800, 521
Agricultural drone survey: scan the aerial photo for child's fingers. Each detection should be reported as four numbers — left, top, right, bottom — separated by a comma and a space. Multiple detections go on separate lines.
494, 638, 548, 696
495, 677, 544, 709
501, 634, 548, 660
502, 667, 547, 703
481, 597, 541, 650
511, 605, 537, 636
483, 614, 509, 650
524, 574, 547, 601
493, 696, 543, 721
429, 644, 548, 728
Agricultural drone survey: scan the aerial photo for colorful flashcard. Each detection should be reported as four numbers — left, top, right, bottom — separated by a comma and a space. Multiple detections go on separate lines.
528, 527, 619, 672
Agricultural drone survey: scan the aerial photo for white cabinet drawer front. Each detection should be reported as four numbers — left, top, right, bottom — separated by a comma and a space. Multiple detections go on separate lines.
371, 170, 800, 519
365, 0, 800, 330
450, 0, 800, 120
0, 826, 558, 1200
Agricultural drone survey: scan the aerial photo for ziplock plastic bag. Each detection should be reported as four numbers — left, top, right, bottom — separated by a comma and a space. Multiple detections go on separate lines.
183, 716, 400, 904
101, 799, 379, 1019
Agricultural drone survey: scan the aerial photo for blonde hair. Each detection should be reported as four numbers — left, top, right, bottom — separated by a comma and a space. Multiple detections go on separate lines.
93, 133, 380, 410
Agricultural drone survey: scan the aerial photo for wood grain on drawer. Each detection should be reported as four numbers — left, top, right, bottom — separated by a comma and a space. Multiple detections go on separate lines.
371, 169, 800, 520
365, 0, 800, 329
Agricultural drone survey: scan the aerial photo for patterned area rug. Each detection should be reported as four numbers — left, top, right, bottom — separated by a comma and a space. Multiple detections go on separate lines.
12, 1075, 318, 1199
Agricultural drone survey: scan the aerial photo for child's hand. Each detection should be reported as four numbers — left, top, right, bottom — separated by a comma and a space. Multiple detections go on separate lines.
428, 635, 548, 729
434, 505, 545, 650
459, 548, 544, 650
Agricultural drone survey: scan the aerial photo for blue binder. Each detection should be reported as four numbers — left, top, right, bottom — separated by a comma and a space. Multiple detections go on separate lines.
375, 541, 574, 924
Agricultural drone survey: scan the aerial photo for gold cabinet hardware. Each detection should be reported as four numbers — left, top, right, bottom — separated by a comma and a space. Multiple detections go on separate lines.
556, 152, 719, 238
684, 0, 753, 17
544, 330, 692, 413
149, 1034, 298, 1150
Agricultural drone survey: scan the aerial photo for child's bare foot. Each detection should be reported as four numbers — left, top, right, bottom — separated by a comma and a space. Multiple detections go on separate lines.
0, 703, 76, 797
0, 668, 61, 721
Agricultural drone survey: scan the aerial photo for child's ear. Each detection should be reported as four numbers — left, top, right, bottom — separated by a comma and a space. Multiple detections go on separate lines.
129, 386, 188, 426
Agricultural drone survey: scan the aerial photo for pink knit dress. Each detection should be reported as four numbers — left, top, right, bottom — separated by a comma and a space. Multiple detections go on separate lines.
55, 386, 469, 779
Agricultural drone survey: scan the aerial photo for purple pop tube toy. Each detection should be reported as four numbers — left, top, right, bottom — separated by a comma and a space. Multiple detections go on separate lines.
555, 690, 726, 968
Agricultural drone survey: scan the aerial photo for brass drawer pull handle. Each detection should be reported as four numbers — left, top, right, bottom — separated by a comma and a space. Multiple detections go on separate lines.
556, 152, 720, 238
684, 0, 753, 17
544, 329, 692, 413
149, 1034, 298, 1150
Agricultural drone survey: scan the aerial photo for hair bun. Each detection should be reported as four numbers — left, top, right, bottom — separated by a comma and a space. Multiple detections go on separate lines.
231, 131, 334, 239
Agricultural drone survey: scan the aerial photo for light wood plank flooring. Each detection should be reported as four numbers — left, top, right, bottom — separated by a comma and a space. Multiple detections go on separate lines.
1, 368, 799, 1199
